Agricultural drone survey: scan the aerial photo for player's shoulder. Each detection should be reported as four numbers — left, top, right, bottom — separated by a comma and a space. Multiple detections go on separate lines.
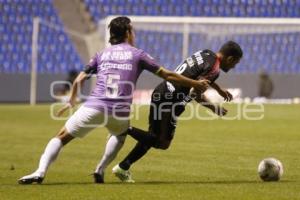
130, 46, 143, 55
134, 48, 156, 61
201, 49, 217, 59
189, 49, 216, 68
114, 44, 149, 58
190, 49, 216, 62
200, 49, 217, 64
133, 46, 146, 55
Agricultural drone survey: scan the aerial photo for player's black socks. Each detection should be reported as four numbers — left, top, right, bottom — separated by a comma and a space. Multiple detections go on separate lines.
119, 127, 156, 170
128, 127, 157, 146
119, 142, 151, 170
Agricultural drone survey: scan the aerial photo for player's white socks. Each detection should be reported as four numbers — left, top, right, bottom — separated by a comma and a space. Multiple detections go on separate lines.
35, 137, 63, 177
94, 134, 126, 175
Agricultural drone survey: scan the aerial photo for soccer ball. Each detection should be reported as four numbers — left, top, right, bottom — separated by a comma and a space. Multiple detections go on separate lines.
258, 158, 283, 181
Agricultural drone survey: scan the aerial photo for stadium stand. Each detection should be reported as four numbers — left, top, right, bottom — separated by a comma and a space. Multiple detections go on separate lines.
1, 0, 299, 74
0, 0, 83, 74
85, 0, 300, 73
84, 0, 300, 20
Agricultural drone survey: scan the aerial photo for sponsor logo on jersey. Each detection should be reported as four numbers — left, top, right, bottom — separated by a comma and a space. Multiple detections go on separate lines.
100, 63, 133, 71
194, 51, 204, 65
101, 51, 133, 61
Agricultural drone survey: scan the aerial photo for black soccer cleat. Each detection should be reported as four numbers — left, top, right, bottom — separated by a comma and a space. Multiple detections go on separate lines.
18, 174, 44, 185
93, 173, 104, 184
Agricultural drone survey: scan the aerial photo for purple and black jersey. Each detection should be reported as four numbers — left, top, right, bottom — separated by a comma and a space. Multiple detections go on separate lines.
84, 42, 161, 116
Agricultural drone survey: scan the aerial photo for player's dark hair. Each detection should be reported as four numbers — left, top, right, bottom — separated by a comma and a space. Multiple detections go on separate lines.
108, 16, 132, 45
219, 41, 243, 59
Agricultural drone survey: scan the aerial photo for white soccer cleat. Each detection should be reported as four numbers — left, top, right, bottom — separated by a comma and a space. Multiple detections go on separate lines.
18, 172, 44, 184
112, 165, 135, 183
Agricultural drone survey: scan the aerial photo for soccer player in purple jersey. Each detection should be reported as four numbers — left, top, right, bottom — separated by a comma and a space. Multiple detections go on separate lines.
18, 16, 209, 184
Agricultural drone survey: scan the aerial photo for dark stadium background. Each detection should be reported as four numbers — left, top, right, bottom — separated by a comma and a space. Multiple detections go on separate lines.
0, 0, 299, 103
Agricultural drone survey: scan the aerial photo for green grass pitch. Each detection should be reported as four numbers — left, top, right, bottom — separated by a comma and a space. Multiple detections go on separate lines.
0, 104, 300, 200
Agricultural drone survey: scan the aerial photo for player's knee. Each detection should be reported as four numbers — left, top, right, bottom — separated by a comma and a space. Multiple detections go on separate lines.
116, 134, 126, 144
154, 140, 171, 150
142, 133, 158, 147
159, 144, 170, 150
160, 141, 171, 150
56, 127, 74, 145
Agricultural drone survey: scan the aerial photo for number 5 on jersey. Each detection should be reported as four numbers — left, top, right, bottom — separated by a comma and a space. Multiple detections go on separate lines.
106, 74, 120, 98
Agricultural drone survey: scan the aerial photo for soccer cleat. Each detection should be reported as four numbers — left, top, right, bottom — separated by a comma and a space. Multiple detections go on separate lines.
112, 165, 135, 183
93, 173, 104, 184
18, 173, 44, 185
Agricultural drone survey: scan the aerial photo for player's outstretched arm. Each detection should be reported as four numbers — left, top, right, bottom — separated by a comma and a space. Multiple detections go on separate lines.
56, 72, 88, 117
194, 91, 228, 116
210, 82, 233, 102
157, 68, 210, 92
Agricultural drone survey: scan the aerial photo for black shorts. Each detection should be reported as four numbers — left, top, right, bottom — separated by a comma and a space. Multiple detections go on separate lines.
148, 102, 177, 143
148, 83, 178, 143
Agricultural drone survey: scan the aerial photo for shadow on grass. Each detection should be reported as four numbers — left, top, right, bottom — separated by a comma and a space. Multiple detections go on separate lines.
135, 180, 296, 185
12, 179, 295, 186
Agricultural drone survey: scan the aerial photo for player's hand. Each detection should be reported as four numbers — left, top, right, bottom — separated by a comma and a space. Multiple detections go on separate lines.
214, 106, 228, 116
194, 79, 210, 93
55, 101, 75, 117
219, 89, 233, 102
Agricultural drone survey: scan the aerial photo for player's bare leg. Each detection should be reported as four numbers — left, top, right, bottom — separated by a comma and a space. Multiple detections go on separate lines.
18, 127, 74, 184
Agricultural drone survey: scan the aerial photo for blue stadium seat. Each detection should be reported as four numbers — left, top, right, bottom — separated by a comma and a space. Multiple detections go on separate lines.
2, 0, 299, 74
1, 0, 84, 74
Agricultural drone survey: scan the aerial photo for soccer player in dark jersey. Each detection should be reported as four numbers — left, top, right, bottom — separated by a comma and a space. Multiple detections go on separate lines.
111, 41, 243, 182
18, 16, 209, 184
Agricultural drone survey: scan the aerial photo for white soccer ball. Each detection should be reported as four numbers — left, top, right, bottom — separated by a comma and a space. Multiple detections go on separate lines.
258, 158, 283, 181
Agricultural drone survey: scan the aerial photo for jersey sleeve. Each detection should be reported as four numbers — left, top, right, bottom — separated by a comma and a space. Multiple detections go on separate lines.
195, 51, 220, 83
138, 51, 162, 74
209, 73, 220, 83
84, 53, 98, 77
197, 69, 219, 84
